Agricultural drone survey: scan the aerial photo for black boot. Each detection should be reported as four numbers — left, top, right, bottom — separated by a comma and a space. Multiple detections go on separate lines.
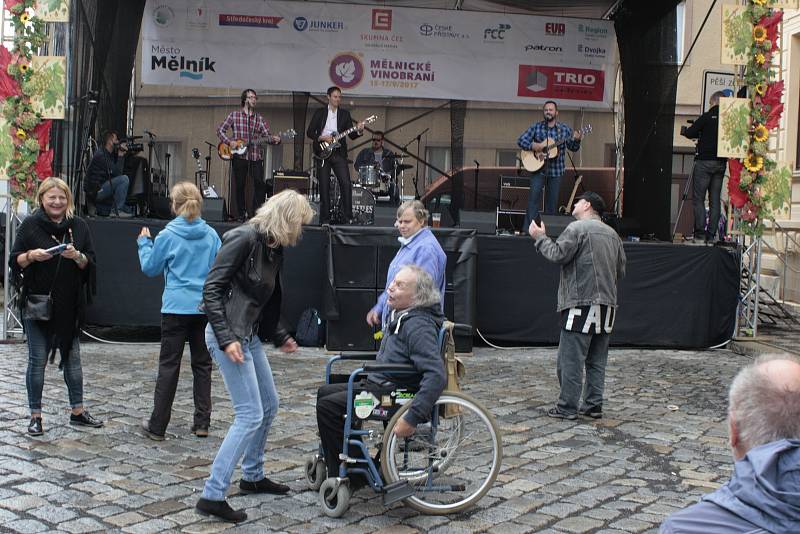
195, 498, 246, 523
238, 477, 290, 495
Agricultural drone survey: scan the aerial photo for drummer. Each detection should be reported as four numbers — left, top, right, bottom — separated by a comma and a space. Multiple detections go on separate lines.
354, 131, 394, 179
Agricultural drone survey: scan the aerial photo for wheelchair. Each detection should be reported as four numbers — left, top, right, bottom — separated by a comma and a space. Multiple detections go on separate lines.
305, 323, 503, 517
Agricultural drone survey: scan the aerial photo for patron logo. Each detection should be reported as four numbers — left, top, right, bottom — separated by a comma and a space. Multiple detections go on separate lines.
517, 65, 604, 102
151, 47, 216, 80
419, 23, 468, 40
484, 23, 510, 41
219, 14, 283, 28
293, 16, 344, 32
545, 22, 565, 36
578, 44, 607, 58
329, 52, 364, 89
372, 9, 392, 31
525, 43, 563, 53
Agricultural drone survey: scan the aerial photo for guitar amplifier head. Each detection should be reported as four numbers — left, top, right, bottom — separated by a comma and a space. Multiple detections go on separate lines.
273, 171, 310, 195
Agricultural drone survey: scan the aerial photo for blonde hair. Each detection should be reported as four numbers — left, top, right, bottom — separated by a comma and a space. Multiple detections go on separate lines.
171, 181, 203, 221
249, 189, 314, 246
37, 177, 75, 219
396, 199, 428, 225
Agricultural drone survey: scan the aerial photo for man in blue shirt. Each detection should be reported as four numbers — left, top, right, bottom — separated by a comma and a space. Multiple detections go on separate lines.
517, 101, 582, 228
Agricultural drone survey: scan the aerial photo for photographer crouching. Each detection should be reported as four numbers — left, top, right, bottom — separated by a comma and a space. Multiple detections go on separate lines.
680, 91, 727, 244
85, 130, 133, 217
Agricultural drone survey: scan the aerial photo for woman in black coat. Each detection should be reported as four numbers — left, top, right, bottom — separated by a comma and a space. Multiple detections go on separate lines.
10, 178, 102, 436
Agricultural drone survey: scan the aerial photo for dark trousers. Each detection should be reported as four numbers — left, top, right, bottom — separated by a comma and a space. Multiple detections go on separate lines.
691, 159, 727, 240
317, 153, 352, 224
231, 157, 266, 219
316, 380, 385, 477
149, 314, 212, 435
523, 170, 562, 229
555, 329, 610, 415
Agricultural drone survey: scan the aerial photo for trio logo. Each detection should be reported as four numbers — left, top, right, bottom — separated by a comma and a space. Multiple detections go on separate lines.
545, 22, 565, 36
484, 23, 510, 40
372, 9, 392, 31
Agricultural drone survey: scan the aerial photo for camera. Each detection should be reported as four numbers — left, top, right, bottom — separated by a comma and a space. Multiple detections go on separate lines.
680, 125, 688, 136
114, 138, 143, 153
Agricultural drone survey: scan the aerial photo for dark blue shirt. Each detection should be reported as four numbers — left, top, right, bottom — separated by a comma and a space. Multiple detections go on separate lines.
517, 121, 581, 177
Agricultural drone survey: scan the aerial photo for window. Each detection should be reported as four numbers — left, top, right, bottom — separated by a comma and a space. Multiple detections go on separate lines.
425, 146, 451, 186
3, 9, 15, 50
496, 149, 518, 167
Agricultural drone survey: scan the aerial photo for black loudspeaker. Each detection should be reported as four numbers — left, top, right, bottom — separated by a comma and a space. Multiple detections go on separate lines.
540, 214, 575, 238
149, 196, 172, 219
202, 198, 226, 222
374, 205, 397, 228
332, 244, 377, 288
459, 210, 496, 235
377, 244, 399, 288
309, 201, 320, 226
326, 289, 378, 351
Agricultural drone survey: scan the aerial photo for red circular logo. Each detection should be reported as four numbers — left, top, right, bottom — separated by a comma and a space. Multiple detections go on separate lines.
329, 53, 363, 89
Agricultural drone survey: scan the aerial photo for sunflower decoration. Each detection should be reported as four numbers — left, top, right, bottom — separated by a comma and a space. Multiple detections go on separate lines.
18, 62, 29, 74
753, 25, 767, 43
15, 128, 26, 140
753, 124, 769, 142
19, 13, 29, 25
751, 0, 767, 5
755, 82, 767, 96
744, 153, 764, 173
755, 52, 767, 65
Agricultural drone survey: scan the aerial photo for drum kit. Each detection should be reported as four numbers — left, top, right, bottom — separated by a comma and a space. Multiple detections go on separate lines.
354, 154, 413, 207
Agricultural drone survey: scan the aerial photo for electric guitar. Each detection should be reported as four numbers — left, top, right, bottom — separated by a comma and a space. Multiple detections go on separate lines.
315, 115, 377, 160
217, 129, 297, 161
192, 148, 218, 198
520, 124, 593, 173
558, 174, 583, 215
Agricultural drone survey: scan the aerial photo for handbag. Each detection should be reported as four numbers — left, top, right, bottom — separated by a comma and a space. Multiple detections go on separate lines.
441, 321, 466, 418
22, 246, 64, 322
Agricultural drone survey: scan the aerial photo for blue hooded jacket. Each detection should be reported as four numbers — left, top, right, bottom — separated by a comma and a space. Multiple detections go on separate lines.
660, 439, 800, 534
138, 216, 221, 314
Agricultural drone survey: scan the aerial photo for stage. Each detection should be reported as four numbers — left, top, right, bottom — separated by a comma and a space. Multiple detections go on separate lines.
86, 218, 739, 349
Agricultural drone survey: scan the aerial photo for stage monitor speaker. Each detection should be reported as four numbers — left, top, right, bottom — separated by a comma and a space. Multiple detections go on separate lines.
374, 205, 397, 228
202, 198, 226, 222
150, 196, 172, 219
459, 210, 496, 235
309, 201, 320, 226
443, 290, 472, 353
540, 214, 575, 238
326, 288, 378, 351
332, 244, 378, 288
273, 171, 310, 195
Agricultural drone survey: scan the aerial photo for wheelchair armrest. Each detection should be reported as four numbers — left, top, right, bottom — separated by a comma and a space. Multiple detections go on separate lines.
363, 363, 416, 374
338, 352, 378, 361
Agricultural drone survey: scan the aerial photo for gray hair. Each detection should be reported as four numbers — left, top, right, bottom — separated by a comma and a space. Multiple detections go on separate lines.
399, 265, 440, 309
396, 200, 428, 225
729, 353, 800, 452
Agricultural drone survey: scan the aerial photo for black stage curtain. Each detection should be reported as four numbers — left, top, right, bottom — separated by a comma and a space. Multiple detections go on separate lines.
476, 237, 739, 348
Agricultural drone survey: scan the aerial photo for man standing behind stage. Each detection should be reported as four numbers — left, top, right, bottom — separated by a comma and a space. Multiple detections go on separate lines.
307, 86, 364, 225
528, 192, 625, 420
217, 89, 281, 221
517, 100, 582, 228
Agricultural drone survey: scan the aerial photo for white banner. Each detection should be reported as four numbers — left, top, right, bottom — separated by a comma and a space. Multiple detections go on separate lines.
142, 0, 618, 108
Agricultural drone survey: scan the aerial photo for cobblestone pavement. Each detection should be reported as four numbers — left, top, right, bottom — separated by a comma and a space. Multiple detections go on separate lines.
0, 341, 754, 533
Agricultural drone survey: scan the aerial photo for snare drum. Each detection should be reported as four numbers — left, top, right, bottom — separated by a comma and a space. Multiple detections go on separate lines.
351, 185, 376, 225
357, 165, 380, 187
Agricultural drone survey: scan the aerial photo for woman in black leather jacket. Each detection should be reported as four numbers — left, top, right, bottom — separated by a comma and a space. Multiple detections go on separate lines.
196, 190, 314, 523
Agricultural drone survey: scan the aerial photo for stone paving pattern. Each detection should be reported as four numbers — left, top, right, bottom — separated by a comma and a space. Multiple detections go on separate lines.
0, 341, 753, 533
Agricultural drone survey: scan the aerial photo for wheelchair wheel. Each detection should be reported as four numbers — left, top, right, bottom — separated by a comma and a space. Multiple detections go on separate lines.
380, 391, 502, 515
319, 478, 351, 518
305, 454, 326, 491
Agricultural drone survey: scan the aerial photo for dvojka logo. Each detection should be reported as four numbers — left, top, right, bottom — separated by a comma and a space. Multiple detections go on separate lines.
372, 9, 392, 31
151, 45, 216, 80
525, 43, 563, 53
419, 22, 468, 40
484, 23, 510, 41
578, 44, 607, 58
329, 52, 364, 89
293, 16, 345, 32
152, 5, 174, 28
545, 22, 565, 36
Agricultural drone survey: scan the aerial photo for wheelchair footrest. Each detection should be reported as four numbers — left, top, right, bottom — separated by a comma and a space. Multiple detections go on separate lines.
382, 480, 415, 506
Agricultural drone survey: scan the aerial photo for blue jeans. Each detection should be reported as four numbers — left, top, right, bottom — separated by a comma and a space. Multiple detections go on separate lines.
691, 160, 726, 240
202, 324, 279, 501
24, 319, 83, 413
96, 175, 130, 214
523, 171, 562, 229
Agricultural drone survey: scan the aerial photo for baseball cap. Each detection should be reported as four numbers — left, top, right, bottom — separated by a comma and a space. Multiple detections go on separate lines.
576, 191, 606, 215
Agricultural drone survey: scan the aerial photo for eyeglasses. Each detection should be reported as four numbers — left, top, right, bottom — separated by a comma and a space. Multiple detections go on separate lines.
372, 138, 382, 142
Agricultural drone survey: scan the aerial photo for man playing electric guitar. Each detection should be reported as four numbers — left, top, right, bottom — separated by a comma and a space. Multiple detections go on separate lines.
216, 89, 281, 221
517, 100, 582, 229
307, 85, 365, 225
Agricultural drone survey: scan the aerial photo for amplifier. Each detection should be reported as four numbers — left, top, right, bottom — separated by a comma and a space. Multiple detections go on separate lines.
499, 175, 528, 212
273, 171, 310, 195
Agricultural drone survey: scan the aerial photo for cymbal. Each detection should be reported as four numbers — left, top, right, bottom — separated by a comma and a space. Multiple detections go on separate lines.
396, 163, 413, 171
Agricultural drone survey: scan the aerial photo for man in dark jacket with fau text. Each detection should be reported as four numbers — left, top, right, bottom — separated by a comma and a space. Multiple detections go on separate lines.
660, 354, 800, 534
529, 191, 626, 420
316, 265, 446, 480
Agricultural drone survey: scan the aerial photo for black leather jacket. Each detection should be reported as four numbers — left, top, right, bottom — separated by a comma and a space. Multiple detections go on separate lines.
203, 224, 290, 349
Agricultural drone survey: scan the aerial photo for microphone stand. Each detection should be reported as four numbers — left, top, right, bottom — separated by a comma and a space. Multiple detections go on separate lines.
473, 160, 480, 209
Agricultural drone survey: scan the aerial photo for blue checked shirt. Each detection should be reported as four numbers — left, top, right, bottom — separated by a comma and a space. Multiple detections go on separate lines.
517, 121, 581, 177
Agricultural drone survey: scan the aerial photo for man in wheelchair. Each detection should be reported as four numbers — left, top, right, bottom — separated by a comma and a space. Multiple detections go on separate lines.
316, 265, 446, 484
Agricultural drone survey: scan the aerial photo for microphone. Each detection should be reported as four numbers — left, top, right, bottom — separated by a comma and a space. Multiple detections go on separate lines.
144, 129, 157, 138
415, 127, 430, 140
473, 160, 480, 166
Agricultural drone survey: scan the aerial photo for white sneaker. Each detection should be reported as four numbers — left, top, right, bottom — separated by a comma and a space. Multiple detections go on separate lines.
117, 210, 134, 218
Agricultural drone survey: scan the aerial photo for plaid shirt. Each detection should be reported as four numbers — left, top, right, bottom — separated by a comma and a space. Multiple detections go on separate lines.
216, 110, 271, 161
517, 121, 580, 177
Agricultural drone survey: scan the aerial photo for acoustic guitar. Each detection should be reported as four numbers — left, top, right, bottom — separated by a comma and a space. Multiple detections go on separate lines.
217, 129, 297, 161
519, 124, 593, 173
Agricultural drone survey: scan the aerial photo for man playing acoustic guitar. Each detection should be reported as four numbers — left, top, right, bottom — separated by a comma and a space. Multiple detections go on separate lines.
216, 89, 281, 221
517, 100, 583, 229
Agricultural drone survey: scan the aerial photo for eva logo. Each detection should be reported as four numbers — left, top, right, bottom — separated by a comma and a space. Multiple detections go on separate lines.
372, 9, 392, 31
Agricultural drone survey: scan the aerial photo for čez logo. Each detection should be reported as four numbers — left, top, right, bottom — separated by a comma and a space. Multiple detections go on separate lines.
484, 23, 510, 40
